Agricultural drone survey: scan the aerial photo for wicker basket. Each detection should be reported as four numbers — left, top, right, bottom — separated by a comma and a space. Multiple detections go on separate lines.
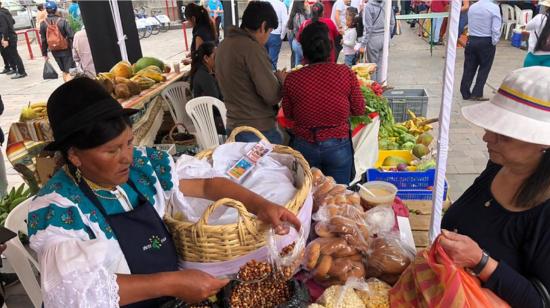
164, 126, 312, 262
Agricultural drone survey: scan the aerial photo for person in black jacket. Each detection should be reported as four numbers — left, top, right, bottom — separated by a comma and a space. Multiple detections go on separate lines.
0, 5, 26, 79
40, 1, 75, 82
0, 5, 13, 74
0, 95, 7, 198
189, 42, 225, 135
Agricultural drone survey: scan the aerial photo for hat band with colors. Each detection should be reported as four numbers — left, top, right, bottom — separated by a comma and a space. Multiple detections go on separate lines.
493, 85, 550, 122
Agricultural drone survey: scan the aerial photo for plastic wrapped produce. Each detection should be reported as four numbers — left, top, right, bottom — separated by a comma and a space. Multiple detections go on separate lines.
366, 234, 415, 285
355, 278, 391, 308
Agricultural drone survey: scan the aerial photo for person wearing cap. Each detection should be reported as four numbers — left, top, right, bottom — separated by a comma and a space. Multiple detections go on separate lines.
40, 1, 76, 82
27, 77, 301, 307
440, 67, 550, 307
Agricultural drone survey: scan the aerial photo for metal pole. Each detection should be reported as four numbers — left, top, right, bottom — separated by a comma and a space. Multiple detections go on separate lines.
108, 0, 128, 61
380, 0, 392, 86
231, 0, 236, 26
429, 0, 461, 243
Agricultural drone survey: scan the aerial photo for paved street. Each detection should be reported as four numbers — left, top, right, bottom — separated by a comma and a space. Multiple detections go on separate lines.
0, 23, 526, 306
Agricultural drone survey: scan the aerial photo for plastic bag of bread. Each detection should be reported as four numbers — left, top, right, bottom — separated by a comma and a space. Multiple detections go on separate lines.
316, 283, 366, 308
366, 233, 415, 285
364, 205, 395, 236
313, 176, 336, 212
313, 205, 370, 254
267, 223, 307, 280
303, 237, 365, 285
355, 278, 391, 308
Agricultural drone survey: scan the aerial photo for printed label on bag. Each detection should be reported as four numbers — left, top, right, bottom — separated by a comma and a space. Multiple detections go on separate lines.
227, 140, 273, 181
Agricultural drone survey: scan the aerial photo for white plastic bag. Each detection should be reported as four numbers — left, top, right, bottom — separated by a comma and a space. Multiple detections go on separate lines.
351, 116, 380, 185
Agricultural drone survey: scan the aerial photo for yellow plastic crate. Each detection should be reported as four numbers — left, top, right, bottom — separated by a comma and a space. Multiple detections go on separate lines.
375, 150, 416, 171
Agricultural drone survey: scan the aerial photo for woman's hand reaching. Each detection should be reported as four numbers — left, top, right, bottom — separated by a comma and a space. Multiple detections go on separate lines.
439, 229, 483, 268
164, 269, 229, 303
256, 202, 301, 235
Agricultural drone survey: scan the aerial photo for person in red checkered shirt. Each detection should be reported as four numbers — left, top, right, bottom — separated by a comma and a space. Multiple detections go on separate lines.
282, 21, 365, 184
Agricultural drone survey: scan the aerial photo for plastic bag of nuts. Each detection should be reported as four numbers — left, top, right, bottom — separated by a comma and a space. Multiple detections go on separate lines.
267, 223, 307, 280
223, 260, 310, 308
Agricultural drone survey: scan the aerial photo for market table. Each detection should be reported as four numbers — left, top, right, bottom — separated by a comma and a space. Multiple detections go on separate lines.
6, 68, 189, 188
396, 12, 450, 56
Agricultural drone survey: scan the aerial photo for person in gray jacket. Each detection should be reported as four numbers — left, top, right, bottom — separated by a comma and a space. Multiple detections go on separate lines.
361, 0, 394, 83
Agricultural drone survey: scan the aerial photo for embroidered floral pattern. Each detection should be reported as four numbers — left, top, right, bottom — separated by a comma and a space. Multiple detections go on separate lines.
29, 147, 169, 240
146, 147, 174, 191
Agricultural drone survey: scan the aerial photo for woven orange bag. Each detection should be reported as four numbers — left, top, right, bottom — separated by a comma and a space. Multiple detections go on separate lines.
389, 236, 510, 308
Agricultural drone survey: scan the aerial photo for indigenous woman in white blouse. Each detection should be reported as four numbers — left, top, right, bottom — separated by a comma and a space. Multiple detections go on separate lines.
28, 78, 300, 308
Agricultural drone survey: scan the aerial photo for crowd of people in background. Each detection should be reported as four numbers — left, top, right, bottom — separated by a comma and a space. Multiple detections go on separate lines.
180, 0, 550, 185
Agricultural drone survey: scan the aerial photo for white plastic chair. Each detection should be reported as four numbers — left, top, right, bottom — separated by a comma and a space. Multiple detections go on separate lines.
501, 4, 517, 40
161, 81, 196, 134
514, 5, 533, 28
185, 97, 227, 150
4, 198, 42, 308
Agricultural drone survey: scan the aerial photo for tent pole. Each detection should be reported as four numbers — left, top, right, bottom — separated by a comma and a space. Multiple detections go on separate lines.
109, 0, 128, 61
380, 0, 392, 85
429, 0, 461, 243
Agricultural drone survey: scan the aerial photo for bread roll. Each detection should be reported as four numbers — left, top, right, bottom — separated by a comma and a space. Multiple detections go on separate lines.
368, 238, 411, 275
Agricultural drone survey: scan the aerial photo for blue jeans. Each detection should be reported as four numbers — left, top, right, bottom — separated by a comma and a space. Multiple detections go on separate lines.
291, 38, 303, 68
291, 137, 353, 185
458, 12, 468, 35
265, 33, 282, 70
344, 54, 357, 67
229, 126, 283, 144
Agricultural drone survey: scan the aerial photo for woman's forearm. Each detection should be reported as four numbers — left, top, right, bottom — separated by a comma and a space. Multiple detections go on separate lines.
202, 178, 268, 215
180, 178, 271, 215
117, 272, 172, 306
478, 257, 498, 282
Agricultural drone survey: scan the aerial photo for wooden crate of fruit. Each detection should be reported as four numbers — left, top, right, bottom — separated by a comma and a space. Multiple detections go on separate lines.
403, 199, 451, 249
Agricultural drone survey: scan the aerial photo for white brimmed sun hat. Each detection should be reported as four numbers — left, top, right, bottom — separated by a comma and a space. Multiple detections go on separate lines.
462, 66, 550, 146
540, 0, 550, 7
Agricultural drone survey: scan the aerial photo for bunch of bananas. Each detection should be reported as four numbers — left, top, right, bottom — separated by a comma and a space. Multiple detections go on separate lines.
20, 102, 47, 122
401, 110, 436, 136
134, 65, 165, 82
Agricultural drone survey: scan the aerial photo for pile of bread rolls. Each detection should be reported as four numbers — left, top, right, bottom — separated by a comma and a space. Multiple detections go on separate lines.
307, 168, 413, 286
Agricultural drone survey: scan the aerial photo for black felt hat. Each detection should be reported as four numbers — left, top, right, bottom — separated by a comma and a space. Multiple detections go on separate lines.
45, 77, 138, 151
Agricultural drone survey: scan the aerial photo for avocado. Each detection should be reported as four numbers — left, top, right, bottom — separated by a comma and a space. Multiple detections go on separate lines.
382, 156, 409, 166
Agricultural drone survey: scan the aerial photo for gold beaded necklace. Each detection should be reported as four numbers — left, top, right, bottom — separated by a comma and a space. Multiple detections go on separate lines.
83, 178, 120, 201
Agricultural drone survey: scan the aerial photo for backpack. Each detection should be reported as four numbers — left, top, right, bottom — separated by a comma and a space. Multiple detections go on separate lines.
46, 18, 69, 51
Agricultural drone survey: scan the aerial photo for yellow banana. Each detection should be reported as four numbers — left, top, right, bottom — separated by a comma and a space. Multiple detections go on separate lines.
30, 102, 47, 109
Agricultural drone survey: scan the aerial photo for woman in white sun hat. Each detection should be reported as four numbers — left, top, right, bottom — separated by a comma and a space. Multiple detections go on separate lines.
440, 66, 550, 307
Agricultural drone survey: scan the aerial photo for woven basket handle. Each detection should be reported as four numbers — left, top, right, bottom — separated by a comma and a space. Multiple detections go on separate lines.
226, 126, 268, 143
191, 198, 260, 244
168, 123, 190, 143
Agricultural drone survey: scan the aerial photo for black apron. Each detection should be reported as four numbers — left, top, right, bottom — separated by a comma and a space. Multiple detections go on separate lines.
79, 180, 179, 308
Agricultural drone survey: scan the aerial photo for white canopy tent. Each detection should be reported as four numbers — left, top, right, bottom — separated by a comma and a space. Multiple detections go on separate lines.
379, 0, 463, 243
